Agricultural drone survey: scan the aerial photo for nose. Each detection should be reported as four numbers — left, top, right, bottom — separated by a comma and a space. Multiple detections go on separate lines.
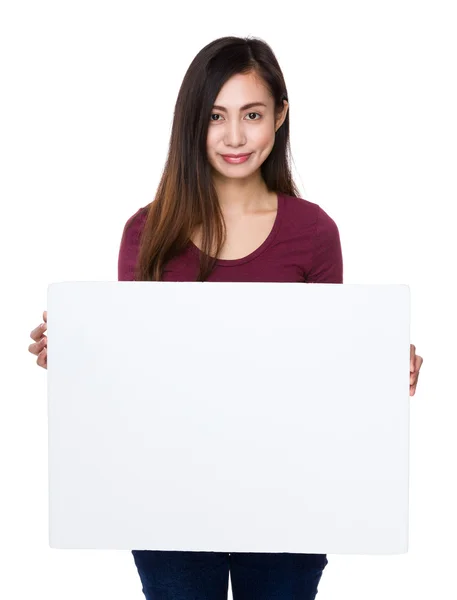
223, 119, 247, 147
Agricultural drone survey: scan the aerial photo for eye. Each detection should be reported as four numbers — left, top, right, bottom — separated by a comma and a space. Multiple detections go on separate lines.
209, 112, 262, 122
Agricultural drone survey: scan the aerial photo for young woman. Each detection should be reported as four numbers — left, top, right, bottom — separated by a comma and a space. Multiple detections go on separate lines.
29, 35, 423, 600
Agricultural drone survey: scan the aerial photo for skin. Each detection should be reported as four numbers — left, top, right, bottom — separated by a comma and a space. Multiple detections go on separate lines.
28, 310, 47, 368
29, 73, 423, 389
410, 344, 423, 396
205, 70, 424, 393
206, 70, 288, 216
28, 311, 423, 395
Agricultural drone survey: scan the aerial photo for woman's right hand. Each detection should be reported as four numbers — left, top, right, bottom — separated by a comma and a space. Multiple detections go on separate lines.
29, 310, 47, 369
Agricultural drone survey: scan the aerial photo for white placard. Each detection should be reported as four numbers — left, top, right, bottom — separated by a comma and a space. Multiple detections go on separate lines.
47, 282, 410, 554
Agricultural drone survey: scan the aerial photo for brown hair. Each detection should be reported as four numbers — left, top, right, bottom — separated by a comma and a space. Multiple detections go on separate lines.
135, 35, 301, 282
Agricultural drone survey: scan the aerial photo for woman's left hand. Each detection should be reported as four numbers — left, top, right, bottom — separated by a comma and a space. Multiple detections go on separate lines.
410, 344, 423, 396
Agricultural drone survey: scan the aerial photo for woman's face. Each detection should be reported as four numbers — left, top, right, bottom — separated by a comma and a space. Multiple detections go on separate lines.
206, 71, 288, 181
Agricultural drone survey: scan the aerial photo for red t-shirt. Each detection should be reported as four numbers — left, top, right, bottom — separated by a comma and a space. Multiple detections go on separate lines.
118, 192, 343, 284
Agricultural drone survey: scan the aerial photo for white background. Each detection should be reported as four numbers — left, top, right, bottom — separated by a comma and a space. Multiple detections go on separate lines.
1, 0, 455, 598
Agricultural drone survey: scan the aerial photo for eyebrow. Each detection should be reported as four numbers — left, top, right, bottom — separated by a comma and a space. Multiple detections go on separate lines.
212, 102, 267, 112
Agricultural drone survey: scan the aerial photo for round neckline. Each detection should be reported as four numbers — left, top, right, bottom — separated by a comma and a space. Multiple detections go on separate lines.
188, 192, 284, 267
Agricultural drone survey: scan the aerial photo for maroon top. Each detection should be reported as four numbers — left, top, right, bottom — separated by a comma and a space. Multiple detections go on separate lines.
118, 192, 343, 284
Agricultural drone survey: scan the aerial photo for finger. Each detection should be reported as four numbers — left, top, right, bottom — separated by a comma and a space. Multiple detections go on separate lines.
28, 336, 47, 356
410, 344, 416, 372
37, 347, 47, 368
410, 371, 420, 394
411, 355, 423, 378
43, 310, 47, 323
29, 337, 47, 356
29, 332, 46, 353
30, 322, 47, 341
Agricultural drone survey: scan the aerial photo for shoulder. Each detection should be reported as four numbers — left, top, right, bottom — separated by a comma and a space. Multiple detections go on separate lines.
280, 193, 343, 283
119, 204, 151, 251
121, 205, 149, 240
118, 205, 150, 281
281, 193, 339, 233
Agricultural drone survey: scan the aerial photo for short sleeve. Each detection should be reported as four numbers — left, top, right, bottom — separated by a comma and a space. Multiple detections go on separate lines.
306, 205, 343, 284
118, 207, 146, 281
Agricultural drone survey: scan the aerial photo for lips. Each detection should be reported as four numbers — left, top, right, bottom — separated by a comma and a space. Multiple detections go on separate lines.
221, 153, 252, 158
220, 153, 252, 164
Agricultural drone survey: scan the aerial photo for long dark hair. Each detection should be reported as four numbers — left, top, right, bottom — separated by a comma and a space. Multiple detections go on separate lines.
135, 35, 301, 282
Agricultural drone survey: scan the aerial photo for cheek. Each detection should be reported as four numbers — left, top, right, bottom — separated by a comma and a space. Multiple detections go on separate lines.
206, 125, 275, 159
252, 126, 275, 149
255, 137, 275, 161
206, 128, 218, 149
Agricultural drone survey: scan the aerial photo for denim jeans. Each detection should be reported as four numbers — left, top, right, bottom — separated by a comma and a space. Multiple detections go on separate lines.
132, 550, 328, 599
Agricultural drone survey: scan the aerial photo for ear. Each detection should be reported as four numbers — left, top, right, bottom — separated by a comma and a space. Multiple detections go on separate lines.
275, 99, 289, 133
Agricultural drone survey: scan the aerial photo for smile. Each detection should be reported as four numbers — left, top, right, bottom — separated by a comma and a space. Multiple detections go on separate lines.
220, 153, 252, 164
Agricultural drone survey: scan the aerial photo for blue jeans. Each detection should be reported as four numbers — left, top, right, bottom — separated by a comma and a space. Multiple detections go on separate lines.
132, 550, 328, 599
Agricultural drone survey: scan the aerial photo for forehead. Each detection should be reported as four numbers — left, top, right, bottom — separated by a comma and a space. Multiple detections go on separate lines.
214, 72, 272, 106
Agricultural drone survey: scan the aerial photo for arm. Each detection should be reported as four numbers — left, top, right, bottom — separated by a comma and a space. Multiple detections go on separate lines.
118, 208, 146, 281
306, 206, 343, 284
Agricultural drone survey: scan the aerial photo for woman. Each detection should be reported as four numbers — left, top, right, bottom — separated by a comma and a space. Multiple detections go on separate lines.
29, 35, 423, 600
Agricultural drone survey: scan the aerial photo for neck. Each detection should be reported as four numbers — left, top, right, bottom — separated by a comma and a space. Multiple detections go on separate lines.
212, 171, 273, 216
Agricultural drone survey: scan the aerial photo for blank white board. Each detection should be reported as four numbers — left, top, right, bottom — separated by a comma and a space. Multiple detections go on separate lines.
47, 282, 410, 554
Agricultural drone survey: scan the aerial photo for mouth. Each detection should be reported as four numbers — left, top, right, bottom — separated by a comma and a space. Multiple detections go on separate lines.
220, 153, 252, 164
